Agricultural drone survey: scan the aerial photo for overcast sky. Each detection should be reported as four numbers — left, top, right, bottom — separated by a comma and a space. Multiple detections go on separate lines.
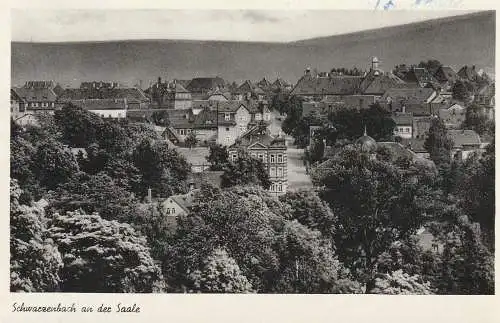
12, 9, 477, 42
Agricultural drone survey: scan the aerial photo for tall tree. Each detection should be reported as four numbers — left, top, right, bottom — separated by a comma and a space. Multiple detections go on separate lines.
424, 118, 453, 167
417, 59, 443, 75
33, 139, 79, 190
311, 145, 433, 290
221, 150, 271, 189
48, 210, 165, 293
206, 143, 229, 171
132, 138, 190, 198
10, 180, 63, 292
189, 248, 253, 293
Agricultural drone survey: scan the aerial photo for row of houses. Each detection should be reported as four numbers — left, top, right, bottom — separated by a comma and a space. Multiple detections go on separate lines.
301, 58, 494, 162
161, 100, 272, 147
11, 76, 291, 125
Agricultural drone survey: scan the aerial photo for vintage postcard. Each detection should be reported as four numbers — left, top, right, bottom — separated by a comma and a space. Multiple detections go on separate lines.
3, 0, 499, 322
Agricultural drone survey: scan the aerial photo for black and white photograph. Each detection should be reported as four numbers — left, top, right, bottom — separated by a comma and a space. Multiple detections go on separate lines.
9, 7, 495, 296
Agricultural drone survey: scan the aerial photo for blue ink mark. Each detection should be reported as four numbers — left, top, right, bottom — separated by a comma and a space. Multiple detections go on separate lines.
384, 0, 395, 10
415, 0, 434, 5
374, 0, 382, 9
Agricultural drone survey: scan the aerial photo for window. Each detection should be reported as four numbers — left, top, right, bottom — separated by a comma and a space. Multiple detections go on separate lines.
226, 127, 230, 131
271, 183, 276, 192
179, 129, 185, 135
225, 113, 230, 121
108, 114, 112, 118
277, 154, 283, 163
171, 208, 175, 214
225, 136, 231, 144
231, 154, 237, 162
31, 102, 38, 108
51, 103, 55, 108
251, 153, 257, 158
166, 208, 170, 215
41, 102, 49, 108
277, 167, 283, 177
258, 153, 263, 161
118, 113, 122, 118
270, 154, 275, 163
270, 167, 276, 176
278, 183, 283, 192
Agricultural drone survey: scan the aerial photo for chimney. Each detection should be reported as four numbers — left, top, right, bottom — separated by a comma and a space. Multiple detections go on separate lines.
305, 67, 311, 76
472, 65, 476, 71
147, 188, 152, 203
158, 77, 162, 85
372, 57, 380, 71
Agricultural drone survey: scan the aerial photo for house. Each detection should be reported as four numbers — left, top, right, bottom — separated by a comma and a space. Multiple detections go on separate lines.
233, 80, 266, 101
57, 82, 150, 110
205, 89, 230, 102
400, 67, 440, 88
10, 89, 34, 125
167, 108, 218, 144
380, 87, 437, 115
216, 101, 252, 146
75, 99, 128, 119
475, 83, 495, 120
256, 78, 272, 92
392, 113, 413, 139
433, 66, 459, 90
271, 78, 292, 92
160, 190, 197, 217
290, 57, 404, 104
12, 80, 59, 111
186, 77, 226, 100
447, 129, 482, 160
247, 101, 272, 123
146, 77, 192, 109
438, 103, 466, 129
228, 124, 288, 195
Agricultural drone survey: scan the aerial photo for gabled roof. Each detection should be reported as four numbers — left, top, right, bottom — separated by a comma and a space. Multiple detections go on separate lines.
392, 113, 413, 126
447, 130, 482, 148
382, 87, 435, 104
433, 66, 459, 84
187, 77, 226, 93
167, 191, 197, 213
235, 80, 255, 94
13, 86, 58, 102
402, 68, 439, 86
358, 70, 405, 95
217, 100, 248, 113
231, 124, 286, 149
290, 75, 363, 96
168, 109, 195, 128
58, 87, 149, 102
73, 99, 127, 110
10, 88, 26, 102
256, 78, 271, 89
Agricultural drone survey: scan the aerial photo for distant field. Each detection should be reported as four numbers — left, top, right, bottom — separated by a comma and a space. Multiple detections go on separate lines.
11, 11, 495, 87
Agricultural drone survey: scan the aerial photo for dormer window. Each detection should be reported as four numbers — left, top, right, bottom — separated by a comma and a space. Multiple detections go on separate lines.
224, 113, 230, 121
